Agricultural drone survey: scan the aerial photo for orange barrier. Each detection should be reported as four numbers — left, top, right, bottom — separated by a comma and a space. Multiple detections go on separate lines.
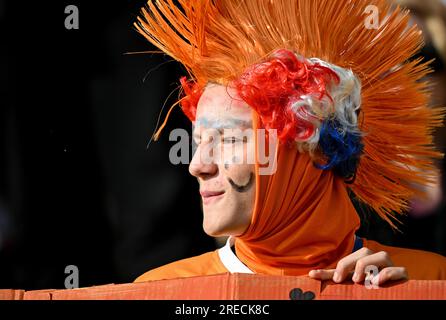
2, 273, 446, 300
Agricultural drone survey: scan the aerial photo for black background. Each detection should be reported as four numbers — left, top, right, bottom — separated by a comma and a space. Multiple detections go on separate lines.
1, 1, 215, 290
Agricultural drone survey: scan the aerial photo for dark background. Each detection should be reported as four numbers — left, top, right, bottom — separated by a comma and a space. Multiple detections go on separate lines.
1, 1, 445, 290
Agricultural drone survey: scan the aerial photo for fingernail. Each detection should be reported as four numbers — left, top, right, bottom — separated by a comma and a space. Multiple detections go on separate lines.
309, 269, 320, 276
352, 273, 358, 282
333, 272, 340, 282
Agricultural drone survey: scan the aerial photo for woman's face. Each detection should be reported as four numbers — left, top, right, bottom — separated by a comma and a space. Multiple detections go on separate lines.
189, 84, 256, 237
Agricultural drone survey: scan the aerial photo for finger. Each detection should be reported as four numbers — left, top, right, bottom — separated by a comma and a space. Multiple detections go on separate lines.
334, 247, 374, 283
309, 269, 356, 281
371, 267, 408, 286
352, 251, 393, 283
308, 269, 336, 280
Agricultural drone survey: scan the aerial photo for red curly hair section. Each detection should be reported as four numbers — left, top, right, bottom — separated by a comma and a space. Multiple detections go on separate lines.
179, 76, 203, 122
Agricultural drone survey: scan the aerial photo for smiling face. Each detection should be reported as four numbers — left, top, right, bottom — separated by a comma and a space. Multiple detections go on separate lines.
189, 84, 256, 237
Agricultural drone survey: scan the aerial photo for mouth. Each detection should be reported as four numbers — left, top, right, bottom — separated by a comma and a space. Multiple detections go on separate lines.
200, 190, 225, 205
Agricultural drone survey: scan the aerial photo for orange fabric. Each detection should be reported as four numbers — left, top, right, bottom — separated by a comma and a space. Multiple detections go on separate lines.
233, 112, 360, 276
134, 240, 446, 282
134, 251, 227, 282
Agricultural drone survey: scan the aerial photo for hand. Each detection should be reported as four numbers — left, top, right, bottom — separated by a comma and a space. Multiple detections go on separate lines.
308, 247, 408, 286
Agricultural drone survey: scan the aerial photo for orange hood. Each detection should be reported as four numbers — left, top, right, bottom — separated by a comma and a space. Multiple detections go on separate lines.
235, 113, 360, 275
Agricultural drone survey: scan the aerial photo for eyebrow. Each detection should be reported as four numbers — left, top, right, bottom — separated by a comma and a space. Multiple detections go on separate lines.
195, 117, 252, 131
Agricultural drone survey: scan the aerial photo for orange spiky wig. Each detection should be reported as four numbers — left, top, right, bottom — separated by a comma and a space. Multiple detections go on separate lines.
135, 0, 445, 228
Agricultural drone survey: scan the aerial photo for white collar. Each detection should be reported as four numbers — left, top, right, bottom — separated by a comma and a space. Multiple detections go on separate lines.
217, 236, 254, 274
217, 235, 360, 274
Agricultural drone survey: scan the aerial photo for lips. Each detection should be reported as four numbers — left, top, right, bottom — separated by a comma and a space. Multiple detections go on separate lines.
200, 190, 225, 205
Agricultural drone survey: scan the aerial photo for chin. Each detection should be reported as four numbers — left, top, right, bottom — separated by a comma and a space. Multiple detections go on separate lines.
202, 224, 227, 237
202, 206, 250, 237
202, 219, 247, 238
202, 217, 230, 237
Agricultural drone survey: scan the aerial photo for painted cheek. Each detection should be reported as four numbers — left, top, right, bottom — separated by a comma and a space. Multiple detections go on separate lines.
227, 171, 254, 193
224, 162, 255, 193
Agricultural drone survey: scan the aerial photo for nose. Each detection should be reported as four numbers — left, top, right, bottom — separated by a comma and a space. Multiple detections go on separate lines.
189, 144, 218, 178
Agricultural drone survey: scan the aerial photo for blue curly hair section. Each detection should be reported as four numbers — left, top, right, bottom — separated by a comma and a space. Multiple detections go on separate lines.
314, 118, 364, 183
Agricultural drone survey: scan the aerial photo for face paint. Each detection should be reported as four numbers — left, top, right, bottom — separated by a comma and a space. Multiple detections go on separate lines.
228, 172, 254, 193
195, 117, 252, 132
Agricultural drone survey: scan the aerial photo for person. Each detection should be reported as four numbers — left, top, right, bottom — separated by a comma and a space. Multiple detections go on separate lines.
133, 0, 446, 285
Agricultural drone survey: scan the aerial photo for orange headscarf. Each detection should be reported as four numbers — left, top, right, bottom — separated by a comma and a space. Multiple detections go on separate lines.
234, 113, 360, 275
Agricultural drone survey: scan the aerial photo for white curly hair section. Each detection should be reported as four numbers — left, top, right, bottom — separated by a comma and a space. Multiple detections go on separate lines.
289, 55, 362, 154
